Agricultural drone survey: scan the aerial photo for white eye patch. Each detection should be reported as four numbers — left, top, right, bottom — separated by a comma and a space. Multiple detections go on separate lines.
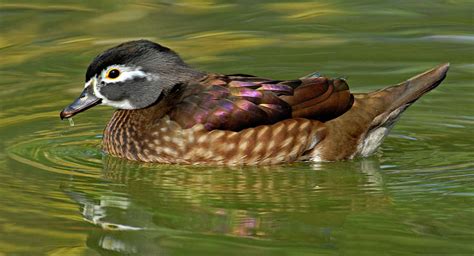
100, 65, 158, 84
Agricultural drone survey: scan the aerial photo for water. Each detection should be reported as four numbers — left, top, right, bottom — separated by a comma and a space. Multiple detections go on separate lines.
1, 1, 473, 255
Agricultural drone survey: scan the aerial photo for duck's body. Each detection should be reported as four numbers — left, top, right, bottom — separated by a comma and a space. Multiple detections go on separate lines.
60, 40, 449, 165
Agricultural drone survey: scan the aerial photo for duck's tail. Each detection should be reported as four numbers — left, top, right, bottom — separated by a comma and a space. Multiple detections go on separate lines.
316, 63, 450, 160
367, 63, 449, 120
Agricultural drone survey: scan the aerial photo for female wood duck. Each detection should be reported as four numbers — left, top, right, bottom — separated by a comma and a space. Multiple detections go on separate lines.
60, 40, 449, 165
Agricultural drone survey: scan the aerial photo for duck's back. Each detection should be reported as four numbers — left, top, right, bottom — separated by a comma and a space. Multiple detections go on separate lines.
169, 74, 353, 131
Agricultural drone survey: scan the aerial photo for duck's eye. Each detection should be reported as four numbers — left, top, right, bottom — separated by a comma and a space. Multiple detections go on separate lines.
106, 69, 120, 79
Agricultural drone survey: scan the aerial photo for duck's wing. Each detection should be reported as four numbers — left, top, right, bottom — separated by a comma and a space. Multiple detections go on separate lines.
282, 74, 353, 121
169, 73, 353, 131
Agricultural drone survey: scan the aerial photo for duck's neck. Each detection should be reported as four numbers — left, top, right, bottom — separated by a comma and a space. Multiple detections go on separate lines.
102, 97, 174, 160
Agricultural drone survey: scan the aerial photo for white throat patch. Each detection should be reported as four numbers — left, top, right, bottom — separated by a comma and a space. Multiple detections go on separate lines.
83, 77, 126, 110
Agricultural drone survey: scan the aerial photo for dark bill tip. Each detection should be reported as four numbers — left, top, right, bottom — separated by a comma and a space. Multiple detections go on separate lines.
60, 88, 102, 120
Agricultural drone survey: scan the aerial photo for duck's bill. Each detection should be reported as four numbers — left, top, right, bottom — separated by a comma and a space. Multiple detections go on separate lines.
60, 87, 101, 120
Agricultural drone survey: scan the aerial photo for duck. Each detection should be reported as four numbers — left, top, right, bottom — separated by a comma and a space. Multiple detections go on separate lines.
60, 40, 449, 165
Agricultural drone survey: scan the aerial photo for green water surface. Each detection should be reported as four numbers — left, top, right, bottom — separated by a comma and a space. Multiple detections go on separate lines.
1, 0, 473, 255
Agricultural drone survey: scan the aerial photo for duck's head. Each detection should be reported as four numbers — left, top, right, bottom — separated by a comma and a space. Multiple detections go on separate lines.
60, 40, 202, 119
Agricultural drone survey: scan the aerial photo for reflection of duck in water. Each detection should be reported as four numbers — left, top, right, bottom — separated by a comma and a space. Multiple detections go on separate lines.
62, 185, 161, 255
64, 157, 390, 254
60, 40, 449, 165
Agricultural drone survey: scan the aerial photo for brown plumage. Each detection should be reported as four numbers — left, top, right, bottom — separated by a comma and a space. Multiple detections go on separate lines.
168, 74, 352, 131
60, 40, 449, 165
